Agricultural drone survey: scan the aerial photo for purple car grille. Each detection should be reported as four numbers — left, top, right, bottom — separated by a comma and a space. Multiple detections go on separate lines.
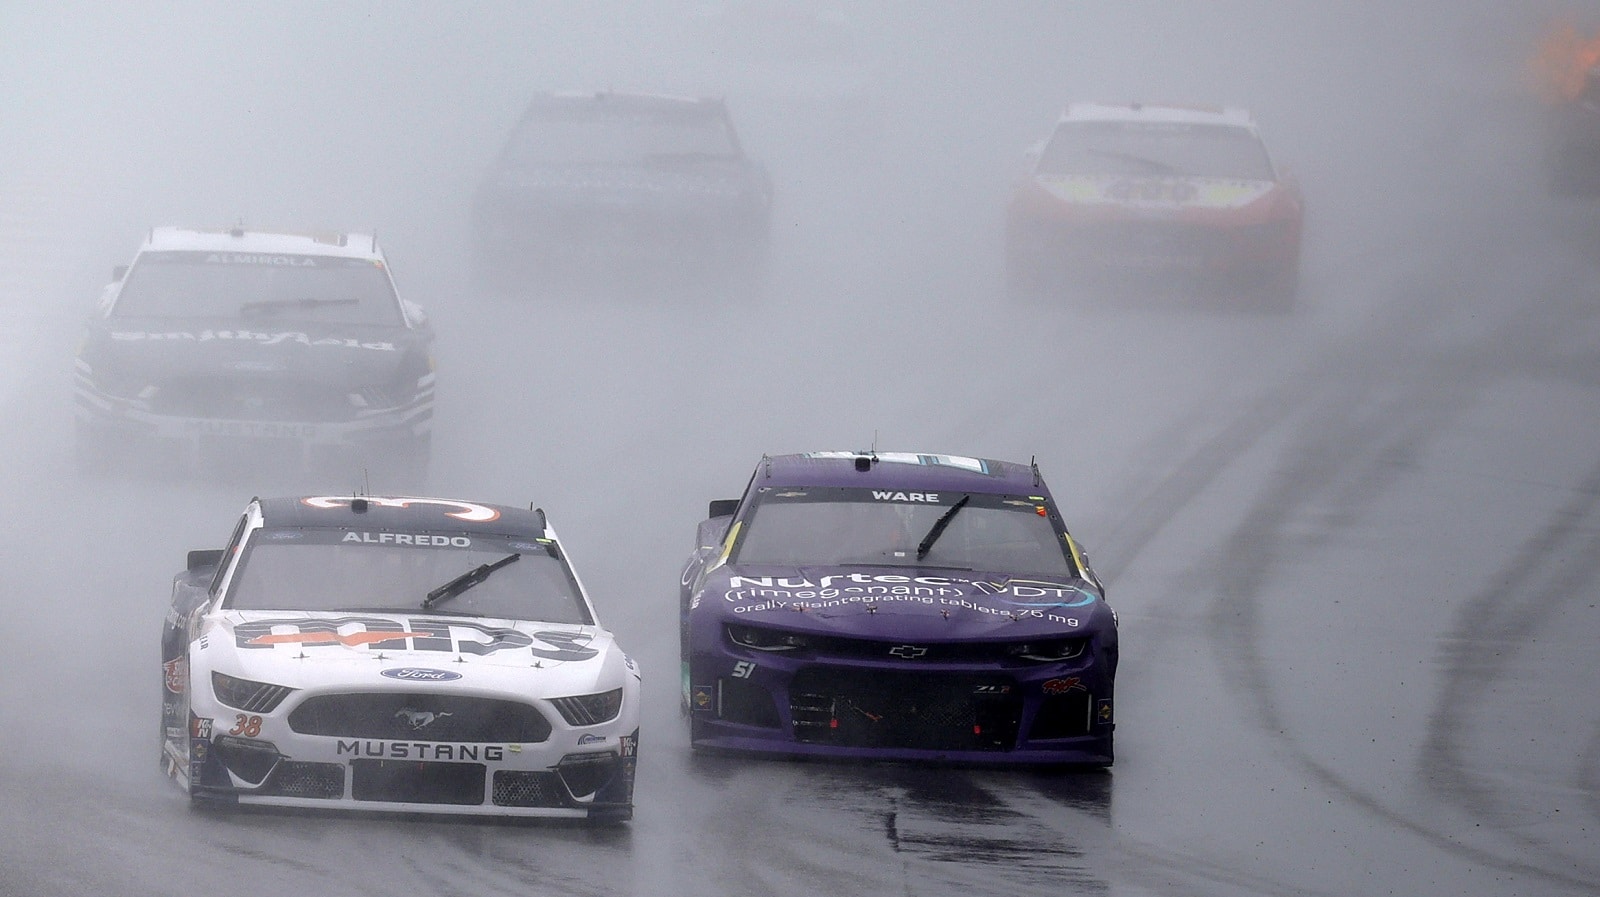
788, 667, 1023, 751
726, 624, 1085, 664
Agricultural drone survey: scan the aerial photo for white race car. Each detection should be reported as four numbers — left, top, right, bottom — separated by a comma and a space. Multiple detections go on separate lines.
160, 495, 639, 821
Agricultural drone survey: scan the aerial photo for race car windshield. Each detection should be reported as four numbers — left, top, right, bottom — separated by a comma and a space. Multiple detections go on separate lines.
1039, 121, 1275, 181
731, 488, 1075, 576
112, 251, 405, 326
224, 529, 592, 625
506, 105, 739, 165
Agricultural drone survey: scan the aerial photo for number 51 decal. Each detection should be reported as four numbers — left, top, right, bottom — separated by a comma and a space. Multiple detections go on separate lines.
731, 661, 756, 679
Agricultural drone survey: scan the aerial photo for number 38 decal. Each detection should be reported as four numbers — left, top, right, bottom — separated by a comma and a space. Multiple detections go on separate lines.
228, 714, 262, 737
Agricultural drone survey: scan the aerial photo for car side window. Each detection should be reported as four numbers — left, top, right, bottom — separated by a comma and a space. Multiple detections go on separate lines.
209, 513, 251, 596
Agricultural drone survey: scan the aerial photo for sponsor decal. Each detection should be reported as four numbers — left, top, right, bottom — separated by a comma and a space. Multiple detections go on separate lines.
1037, 174, 1273, 210
394, 709, 453, 730
342, 532, 472, 547
380, 667, 462, 682
692, 687, 713, 711
335, 740, 505, 762
871, 491, 939, 502
1097, 699, 1113, 725
619, 731, 638, 758
577, 733, 607, 746
1041, 677, 1084, 695
302, 496, 500, 522
163, 658, 187, 694
236, 616, 597, 661
203, 253, 316, 266
720, 573, 1094, 624
973, 684, 1012, 695
190, 716, 213, 739
108, 329, 395, 351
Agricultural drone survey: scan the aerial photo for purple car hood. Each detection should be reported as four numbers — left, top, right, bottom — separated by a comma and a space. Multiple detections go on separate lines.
699, 564, 1104, 640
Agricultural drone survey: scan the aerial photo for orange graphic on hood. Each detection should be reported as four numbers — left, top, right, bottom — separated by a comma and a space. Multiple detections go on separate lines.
248, 630, 428, 647
1532, 23, 1600, 102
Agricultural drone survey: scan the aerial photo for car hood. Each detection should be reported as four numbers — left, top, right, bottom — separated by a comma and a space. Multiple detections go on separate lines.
696, 564, 1109, 640
1033, 173, 1277, 211
83, 316, 421, 385
195, 610, 626, 698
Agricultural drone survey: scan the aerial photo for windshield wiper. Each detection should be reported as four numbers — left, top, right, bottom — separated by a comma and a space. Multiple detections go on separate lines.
422, 553, 520, 611
916, 495, 970, 561
240, 297, 360, 315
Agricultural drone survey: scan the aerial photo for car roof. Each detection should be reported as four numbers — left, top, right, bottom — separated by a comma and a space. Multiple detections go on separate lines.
1060, 102, 1255, 129
753, 452, 1048, 495
256, 496, 548, 537
141, 226, 384, 261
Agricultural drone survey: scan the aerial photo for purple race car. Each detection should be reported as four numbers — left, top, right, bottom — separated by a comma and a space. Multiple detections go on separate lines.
679, 451, 1117, 766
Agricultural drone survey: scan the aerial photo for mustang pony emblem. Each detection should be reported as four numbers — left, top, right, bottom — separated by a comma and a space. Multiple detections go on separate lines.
395, 709, 453, 730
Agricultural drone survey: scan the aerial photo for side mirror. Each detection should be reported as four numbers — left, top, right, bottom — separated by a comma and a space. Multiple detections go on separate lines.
112, 265, 128, 282
708, 498, 739, 518
187, 548, 224, 571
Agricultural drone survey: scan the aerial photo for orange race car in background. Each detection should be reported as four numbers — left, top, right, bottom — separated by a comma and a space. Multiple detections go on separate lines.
1006, 102, 1303, 311
1532, 23, 1600, 194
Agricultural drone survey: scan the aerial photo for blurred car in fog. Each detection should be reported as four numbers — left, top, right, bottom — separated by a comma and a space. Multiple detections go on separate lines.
1532, 24, 1600, 194
679, 451, 1118, 766
1006, 102, 1304, 310
161, 494, 638, 820
471, 91, 772, 292
73, 227, 434, 483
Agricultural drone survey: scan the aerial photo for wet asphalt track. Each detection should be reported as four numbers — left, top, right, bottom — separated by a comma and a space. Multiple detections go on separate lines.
2, 4, 1598, 895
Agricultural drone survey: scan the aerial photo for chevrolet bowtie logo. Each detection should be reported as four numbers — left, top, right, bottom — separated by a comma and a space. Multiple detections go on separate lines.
888, 645, 928, 659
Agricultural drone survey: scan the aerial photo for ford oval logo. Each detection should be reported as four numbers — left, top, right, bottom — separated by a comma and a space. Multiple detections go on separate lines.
381, 667, 461, 682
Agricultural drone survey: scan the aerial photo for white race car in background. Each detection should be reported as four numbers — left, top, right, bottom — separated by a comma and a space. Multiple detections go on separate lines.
160, 495, 639, 821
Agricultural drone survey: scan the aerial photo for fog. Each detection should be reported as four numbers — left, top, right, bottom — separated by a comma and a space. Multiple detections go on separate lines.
4, 2, 1599, 895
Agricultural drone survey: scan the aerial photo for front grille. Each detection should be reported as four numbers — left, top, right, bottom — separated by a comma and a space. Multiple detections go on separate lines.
727, 624, 1085, 665
789, 667, 1022, 751
1027, 691, 1094, 740
151, 375, 351, 422
262, 761, 344, 799
492, 770, 568, 808
289, 693, 551, 743
351, 759, 484, 805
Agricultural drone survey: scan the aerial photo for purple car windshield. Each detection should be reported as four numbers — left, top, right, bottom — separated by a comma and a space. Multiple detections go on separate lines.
731, 488, 1075, 576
